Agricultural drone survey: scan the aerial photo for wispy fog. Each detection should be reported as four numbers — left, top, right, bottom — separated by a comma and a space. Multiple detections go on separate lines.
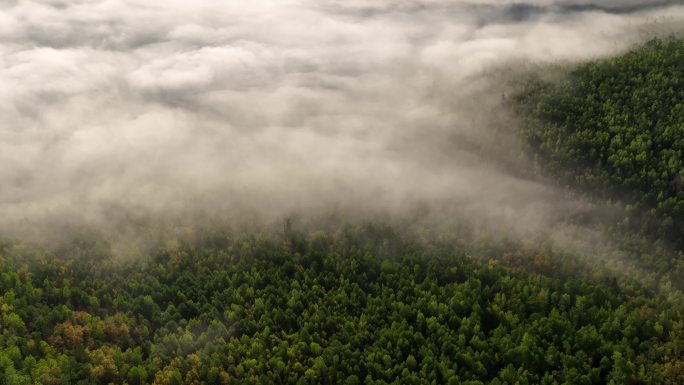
1, 0, 683, 246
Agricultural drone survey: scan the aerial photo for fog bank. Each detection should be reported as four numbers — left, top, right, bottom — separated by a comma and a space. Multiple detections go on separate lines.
1, 0, 683, 247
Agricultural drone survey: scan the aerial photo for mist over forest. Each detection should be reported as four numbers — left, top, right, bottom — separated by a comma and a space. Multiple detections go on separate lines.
2, 1, 684, 385
0, 0, 681, 247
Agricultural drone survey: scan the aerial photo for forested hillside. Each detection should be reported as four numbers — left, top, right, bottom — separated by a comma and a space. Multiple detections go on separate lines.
1, 229, 683, 385
513, 38, 684, 247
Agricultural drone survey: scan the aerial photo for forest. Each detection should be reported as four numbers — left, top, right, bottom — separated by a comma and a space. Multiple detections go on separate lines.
513, 38, 684, 248
1, 38, 683, 384
512, 36, 684, 294
0, 227, 683, 385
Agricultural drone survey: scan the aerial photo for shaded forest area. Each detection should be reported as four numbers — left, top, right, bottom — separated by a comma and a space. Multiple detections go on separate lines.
2, 38, 684, 384
512, 37, 684, 291
513, 38, 684, 249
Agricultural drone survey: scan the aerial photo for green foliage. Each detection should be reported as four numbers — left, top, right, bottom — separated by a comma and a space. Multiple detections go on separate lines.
0, 228, 682, 384
513, 38, 684, 247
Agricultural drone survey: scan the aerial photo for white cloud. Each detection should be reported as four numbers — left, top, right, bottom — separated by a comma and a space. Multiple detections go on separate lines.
0, 0, 682, 244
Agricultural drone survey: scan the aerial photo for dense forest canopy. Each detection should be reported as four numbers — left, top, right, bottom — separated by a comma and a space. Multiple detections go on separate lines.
1, 228, 683, 385
513, 38, 684, 248
511, 37, 684, 298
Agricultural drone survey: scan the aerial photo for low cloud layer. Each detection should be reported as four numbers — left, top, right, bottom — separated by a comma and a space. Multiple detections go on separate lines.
1, 1, 683, 245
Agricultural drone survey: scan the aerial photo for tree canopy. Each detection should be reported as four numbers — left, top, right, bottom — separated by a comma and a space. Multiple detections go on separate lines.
0, 227, 683, 384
